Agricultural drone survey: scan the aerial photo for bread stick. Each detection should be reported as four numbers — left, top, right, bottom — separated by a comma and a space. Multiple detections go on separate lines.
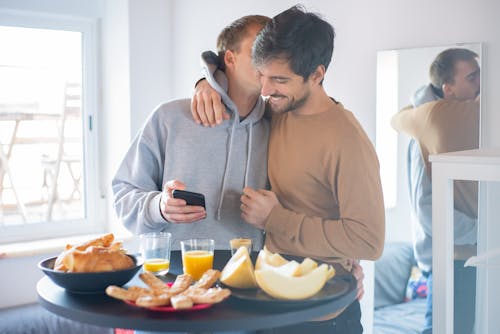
105, 285, 152, 301
139, 272, 169, 293
135, 293, 171, 307
170, 294, 194, 310
183, 286, 231, 304
193, 269, 220, 289
169, 274, 193, 295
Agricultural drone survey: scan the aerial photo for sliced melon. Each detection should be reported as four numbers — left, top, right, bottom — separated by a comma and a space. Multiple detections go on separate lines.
295, 257, 318, 276
326, 264, 336, 280
255, 264, 329, 300
220, 246, 257, 289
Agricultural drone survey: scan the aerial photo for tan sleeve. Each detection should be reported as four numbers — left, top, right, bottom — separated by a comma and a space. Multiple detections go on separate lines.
390, 104, 428, 139
265, 135, 385, 261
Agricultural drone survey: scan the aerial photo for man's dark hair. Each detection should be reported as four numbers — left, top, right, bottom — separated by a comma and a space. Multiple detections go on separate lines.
216, 15, 270, 70
429, 48, 478, 96
252, 5, 335, 82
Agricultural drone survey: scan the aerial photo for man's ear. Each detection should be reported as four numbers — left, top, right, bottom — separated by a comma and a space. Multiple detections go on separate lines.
310, 65, 326, 85
442, 82, 454, 98
224, 50, 236, 69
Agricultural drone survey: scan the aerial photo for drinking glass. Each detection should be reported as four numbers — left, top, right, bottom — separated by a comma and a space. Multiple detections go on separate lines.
139, 232, 172, 276
180, 239, 214, 280
229, 238, 253, 255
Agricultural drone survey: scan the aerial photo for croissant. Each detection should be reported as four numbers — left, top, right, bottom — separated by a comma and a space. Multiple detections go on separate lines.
54, 234, 133, 272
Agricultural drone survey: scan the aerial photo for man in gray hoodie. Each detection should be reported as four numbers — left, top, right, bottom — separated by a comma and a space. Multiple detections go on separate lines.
112, 15, 271, 251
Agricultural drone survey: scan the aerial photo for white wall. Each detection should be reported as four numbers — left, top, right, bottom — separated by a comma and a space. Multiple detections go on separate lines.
101, 0, 173, 234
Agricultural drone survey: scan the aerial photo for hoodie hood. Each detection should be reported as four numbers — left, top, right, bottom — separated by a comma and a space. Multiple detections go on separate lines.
411, 84, 440, 107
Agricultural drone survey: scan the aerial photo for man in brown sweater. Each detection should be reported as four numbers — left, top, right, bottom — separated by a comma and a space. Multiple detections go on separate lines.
191, 6, 384, 333
243, 7, 384, 333
243, 9, 384, 261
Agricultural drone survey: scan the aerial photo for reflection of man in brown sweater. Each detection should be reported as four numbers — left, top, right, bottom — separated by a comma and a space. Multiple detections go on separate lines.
391, 47, 480, 334
392, 98, 479, 217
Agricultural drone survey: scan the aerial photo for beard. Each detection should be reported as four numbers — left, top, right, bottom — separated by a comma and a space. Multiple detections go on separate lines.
268, 91, 310, 114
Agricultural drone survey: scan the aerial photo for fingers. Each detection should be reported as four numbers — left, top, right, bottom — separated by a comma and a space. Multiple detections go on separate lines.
350, 260, 365, 301
213, 98, 228, 125
196, 95, 209, 127
190, 97, 201, 125
163, 197, 206, 224
242, 187, 261, 198
203, 94, 216, 126
164, 197, 205, 212
191, 79, 226, 127
166, 211, 206, 224
163, 180, 186, 197
160, 180, 206, 223
257, 189, 274, 197
356, 287, 365, 301
164, 180, 186, 191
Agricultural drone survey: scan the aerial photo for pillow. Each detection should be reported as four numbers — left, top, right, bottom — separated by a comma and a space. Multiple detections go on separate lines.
405, 266, 428, 301
374, 242, 416, 309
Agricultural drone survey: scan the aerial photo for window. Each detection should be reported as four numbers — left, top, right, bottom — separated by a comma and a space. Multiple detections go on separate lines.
0, 9, 102, 243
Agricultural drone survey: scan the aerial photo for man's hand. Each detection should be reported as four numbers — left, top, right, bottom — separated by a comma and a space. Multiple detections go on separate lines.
191, 79, 229, 127
240, 187, 281, 229
160, 180, 206, 223
351, 260, 365, 300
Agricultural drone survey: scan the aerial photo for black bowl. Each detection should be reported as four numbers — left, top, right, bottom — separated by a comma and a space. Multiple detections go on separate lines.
38, 254, 143, 294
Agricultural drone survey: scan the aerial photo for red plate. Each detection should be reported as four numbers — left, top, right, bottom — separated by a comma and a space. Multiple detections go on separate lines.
123, 299, 212, 312
121, 281, 222, 312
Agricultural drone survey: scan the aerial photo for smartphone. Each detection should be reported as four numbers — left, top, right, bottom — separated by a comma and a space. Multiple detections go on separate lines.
172, 189, 206, 209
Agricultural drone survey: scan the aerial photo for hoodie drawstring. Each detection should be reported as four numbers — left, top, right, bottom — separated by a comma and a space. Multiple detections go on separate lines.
202, 51, 263, 221
216, 116, 238, 220
216, 119, 254, 221
244, 123, 253, 187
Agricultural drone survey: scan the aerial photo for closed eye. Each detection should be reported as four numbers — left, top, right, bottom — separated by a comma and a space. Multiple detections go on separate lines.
272, 77, 289, 84
466, 69, 480, 82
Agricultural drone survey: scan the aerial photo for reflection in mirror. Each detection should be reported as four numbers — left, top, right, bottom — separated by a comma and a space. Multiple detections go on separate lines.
376, 43, 480, 240
374, 43, 481, 334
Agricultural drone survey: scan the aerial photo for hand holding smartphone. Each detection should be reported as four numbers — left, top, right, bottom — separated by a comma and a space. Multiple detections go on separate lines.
172, 189, 206, 209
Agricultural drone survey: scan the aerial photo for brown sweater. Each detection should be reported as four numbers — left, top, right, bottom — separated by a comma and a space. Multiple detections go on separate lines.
264, 102, 385, 270
391, 99, 479, 218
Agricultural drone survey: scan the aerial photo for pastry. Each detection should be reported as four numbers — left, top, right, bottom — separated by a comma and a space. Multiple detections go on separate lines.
54, 234, 134, 272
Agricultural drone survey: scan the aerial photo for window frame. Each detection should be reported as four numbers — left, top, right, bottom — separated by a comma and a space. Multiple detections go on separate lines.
0, 8, 104, 243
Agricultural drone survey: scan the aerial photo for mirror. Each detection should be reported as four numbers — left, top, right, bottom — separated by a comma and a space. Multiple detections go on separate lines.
373, 43, 481, 333
376, 43, 481, 242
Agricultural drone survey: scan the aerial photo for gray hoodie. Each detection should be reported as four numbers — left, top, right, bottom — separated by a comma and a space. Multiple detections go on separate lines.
112, 55, 269, 250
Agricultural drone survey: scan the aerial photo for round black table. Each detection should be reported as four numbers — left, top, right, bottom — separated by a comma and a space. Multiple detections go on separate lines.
37, 250, 356, 333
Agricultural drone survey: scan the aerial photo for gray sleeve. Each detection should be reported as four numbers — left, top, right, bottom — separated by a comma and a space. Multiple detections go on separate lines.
111, 122, 167, 235
408, 140, 477, 244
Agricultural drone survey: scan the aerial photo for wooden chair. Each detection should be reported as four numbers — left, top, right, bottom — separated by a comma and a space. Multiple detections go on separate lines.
0, 102, 45, 223
41, 82, 82, 221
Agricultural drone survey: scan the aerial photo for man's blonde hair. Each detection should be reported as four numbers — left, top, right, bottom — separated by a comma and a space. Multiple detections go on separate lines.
216, 15, 270, 69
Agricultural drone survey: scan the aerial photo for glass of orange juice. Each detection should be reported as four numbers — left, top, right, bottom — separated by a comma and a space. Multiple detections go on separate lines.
230, 238, 253, 255
139, 232, 172, 276
180, 239, 214, 280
